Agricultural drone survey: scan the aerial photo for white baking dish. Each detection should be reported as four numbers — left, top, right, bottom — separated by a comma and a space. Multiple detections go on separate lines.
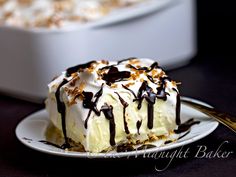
0, 0, 196, 102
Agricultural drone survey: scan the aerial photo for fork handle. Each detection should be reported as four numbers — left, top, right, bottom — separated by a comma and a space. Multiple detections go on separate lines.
181, 98, 236, 133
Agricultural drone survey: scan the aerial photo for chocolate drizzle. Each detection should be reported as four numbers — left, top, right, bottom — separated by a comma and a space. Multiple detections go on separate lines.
98, 64, 116, 71
55, 79, 70, 148
84, 85, 103, 128
174, 118, 200, 134
137, 144, 156, 150
122, 84, 137, 99
164, 140, 173, 145
176, 93, 181, 125
78, 86, 116, 145
116, 144, 135, 152
136, 81, 147, 109
122, 76, 176, 130
83, 92, 100, 115
147, 75, 155, 83
177, 130, 190, 140
39, 140, 62, 149
173, 88, 181, 125
127, 62, 159, 73
66, 60, 96, 77
102, 66, 131, 85
156, 77, 171, 101
136, 120, 142, 135
22, 137, 32, 141
135, 81, 156, 129
117, 57, 137, 64
101, 103, 116, 146
115, 92, 130, 134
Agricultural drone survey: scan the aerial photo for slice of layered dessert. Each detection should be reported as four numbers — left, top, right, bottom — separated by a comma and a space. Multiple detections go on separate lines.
45, 58, 180, 152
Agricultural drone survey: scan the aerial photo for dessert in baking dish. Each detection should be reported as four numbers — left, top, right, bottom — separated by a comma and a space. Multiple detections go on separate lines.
45, 58, 181, 152
0, 0, 146, 28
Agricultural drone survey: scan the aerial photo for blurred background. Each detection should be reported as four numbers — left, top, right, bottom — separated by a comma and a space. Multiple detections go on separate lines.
0, 0, 235, 102
168, 0, 236, 115
196, 0, 235, 63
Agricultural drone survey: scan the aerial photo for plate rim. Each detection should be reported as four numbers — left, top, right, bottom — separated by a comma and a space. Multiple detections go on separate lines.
15, 97, 219, 158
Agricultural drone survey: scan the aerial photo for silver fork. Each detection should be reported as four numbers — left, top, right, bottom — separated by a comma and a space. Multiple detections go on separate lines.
181, 98, 236, 133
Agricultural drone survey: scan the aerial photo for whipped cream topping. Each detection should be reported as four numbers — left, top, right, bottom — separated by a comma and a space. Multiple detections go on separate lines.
0, 0, 146, 28
46, 58, 180, 152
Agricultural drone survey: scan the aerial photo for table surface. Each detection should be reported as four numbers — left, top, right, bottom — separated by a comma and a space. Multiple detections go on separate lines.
0, 59, 235, 177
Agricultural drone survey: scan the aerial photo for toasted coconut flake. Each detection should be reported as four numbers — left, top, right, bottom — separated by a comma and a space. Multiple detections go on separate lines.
110, 83, 118, 88
124, 82, 135, 87
87, 62, 99, 73
69, 77, 79, 87
128, 59, 140, 65
3, 12, 13, 19
0, 0, 7, 6
17, 0, 32, 6
130, 73, 137, 80
101, 60, 109, 65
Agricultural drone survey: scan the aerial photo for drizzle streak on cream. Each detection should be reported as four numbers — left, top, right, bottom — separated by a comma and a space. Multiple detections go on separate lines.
55, 79, 70, 149
101, 103, 116, 146
115, 92, 130, 134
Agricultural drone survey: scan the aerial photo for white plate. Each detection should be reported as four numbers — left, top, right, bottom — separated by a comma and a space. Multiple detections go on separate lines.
15, 97, 218, 158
